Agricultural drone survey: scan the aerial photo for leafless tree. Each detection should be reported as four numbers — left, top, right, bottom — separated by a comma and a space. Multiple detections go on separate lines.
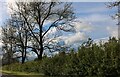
2, 21, 17, 64
7, 2, 76, 60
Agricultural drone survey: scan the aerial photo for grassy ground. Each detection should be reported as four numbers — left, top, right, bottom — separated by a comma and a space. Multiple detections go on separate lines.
0, 70, 44, 76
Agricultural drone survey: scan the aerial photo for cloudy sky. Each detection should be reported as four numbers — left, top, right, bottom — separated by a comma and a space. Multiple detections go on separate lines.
0, 1, 118, 48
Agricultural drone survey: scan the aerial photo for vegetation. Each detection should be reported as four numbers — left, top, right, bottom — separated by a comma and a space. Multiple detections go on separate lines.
1, 70, 42, 76
1, 1, 120, 76
2, 37, 120, 76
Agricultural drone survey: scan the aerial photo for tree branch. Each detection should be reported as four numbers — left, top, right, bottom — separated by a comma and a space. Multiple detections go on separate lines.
42, 18, 62, 37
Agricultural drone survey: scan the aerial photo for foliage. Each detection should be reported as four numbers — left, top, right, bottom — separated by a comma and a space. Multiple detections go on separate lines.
2, 37, 120, 76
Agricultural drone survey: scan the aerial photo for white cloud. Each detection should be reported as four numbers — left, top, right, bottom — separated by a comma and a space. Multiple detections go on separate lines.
49, 27, 58, 34
94, 37, 109, 44
43, 17, 94, 46
79, 14, 116, 24
45, 19, 93, 46
65, 32, 87, 45
58, 32, 87, 45
106, 26, 118, 38
77, 14, 117, 40
72, 20, 93, 32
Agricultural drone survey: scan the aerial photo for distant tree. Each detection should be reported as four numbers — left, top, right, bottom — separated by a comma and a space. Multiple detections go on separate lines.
2, 14, 30, 64
1, 22, 17, 64
10, 14, 30, 63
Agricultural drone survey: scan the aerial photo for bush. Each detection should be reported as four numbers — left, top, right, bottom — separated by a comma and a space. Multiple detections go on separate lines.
41, 37, 120, 76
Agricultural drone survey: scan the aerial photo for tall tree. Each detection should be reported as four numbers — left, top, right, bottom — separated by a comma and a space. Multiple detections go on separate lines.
9, 2, 76, 60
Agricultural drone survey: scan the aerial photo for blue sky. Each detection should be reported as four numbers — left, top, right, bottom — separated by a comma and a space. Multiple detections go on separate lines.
0, 2, 118, 46
0, 1, 9, 24
73, 2, 117, 39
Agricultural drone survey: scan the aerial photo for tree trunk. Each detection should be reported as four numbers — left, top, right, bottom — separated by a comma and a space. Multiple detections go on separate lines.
22, 56, 25, 64
37, 42, 44, 60
38, 54, 42, 60
21, 50, 24, 64
21, 48, 26, 64
38, 46, 43, 60
38, 18, 43, 60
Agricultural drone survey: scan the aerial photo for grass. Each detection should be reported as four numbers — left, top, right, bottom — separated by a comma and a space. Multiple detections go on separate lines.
0, 70, 44, 76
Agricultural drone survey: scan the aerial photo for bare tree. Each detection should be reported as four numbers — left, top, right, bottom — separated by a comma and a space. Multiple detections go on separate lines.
11, 14, 29, 63
1, 22, 17, 64
8, 2, 76, 60
2, 13, 30, 63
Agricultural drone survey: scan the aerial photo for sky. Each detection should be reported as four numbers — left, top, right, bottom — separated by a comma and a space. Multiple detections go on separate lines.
73, 2, 117, 39
0, 1, 118, 50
